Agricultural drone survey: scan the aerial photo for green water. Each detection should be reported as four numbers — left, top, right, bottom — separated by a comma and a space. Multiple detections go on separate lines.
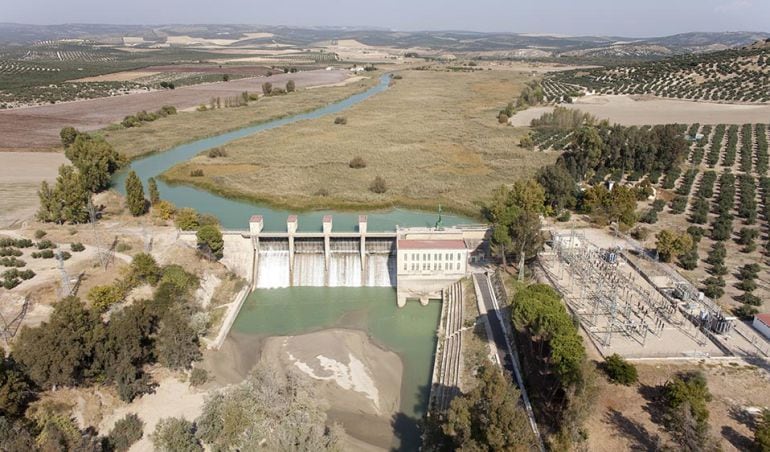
232, 287, 441, 447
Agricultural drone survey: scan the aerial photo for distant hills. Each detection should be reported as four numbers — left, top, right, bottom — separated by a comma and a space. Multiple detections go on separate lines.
0, 24, 767, 60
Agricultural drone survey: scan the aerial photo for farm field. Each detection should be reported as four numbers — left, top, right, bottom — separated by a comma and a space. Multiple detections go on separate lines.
552, 44, 770, 103
161, 69, 556, 217
0, 152, 67, 227
0, 69, 351, 152
509, 94, 770, 127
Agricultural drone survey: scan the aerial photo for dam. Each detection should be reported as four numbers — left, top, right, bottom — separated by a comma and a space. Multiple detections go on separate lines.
196, 214, 490, 306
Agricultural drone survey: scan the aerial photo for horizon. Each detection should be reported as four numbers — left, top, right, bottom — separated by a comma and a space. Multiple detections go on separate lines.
1, 22, 769, 40
3, 0, 770, 38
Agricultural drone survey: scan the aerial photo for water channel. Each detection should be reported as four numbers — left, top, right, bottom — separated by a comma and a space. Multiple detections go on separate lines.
112, 73, 474, 449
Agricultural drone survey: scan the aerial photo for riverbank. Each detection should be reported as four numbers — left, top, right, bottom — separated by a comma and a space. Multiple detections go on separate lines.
160, 69, 554, 217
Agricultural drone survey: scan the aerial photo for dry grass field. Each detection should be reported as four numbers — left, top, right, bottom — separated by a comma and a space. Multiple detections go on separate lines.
103, 75, 379, 159
0, 152, 67, 227
163, 69, 556, 217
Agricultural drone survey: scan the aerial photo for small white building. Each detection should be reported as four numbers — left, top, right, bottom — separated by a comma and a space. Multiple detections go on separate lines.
752, 313, 770, 339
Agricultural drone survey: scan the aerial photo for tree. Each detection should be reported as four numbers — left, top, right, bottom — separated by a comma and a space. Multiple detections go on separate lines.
59, 127, 80, 148
125, 171, 147, 216
602, 354, 638, 385
487, 181, 545, 273
754, 409, 770, 452
537, 164, 576, 210
37, 165, 90, 224
286, 79, 295, 92
152, 417, 201, 452
655, 230, 693, 263
148, 177, 160, 205
582, 184, 638, 228
196, 365, 341, 451
441, 364, 536, 450
261, 82, 272, 95
65, 134, 123, 193
107, 413, 144, 452
662, 371, 715, 451
196, 225, 224, 260
13, 297, 102, 389
156, 308, 201, 371
154, 200, 176, 220
0, 349, 34, 419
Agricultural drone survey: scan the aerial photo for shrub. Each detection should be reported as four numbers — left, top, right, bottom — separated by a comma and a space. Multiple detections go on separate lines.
116, 242, 132, 253
36, 239, 54, 250
369, 176, 387, 194
190, 368, 208, 386
175, 208, 200, 231
334, 116, 347, 125
603, 354, 638, 385
556, 210, 571, 222
349, 156, 366, 169
498, 112, 509, 124
151, 417, 201, 452
87, 284, 124, 312
207, 147, 227, 158
189, 169, 204, 177
734, 304, 759, 319
107, 413, 144, 452
58, 251, 71, 261
34, 230, 47, 239
71, 242, 85, 252
154, 200, 177, 221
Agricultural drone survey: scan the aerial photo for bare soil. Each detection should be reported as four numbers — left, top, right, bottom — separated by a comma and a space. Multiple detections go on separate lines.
0, 69, 350, 151
0, 152, 68, 227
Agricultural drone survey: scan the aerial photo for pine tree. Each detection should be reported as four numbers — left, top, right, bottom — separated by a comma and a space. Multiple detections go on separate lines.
148, 177, 160, 205
125, 171, 147, 216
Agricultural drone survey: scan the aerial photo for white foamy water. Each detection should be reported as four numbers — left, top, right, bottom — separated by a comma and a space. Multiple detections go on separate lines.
366, 254, 396, 287
328, 252, 362, 287
292, 253, 325, 286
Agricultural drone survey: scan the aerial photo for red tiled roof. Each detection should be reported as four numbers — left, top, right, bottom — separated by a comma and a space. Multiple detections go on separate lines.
287, 215, 298, 222
359, 215, 368, 222
249, 215, 263, 222
398, 239, 467, 250
323, 215, 332, 222
755, 313, 770, 326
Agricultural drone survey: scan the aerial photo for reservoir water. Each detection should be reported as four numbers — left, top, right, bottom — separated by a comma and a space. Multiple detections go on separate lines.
111, 73, 473, 449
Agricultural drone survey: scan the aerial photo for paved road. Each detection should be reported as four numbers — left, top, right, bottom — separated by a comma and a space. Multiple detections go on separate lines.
475, 273, 515, 374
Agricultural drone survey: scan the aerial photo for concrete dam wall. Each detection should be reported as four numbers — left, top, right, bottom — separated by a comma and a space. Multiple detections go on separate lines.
255, 237, 396, 289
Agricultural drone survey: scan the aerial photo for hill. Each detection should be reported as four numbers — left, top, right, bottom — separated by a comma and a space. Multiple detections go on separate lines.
550, 44, 770, 103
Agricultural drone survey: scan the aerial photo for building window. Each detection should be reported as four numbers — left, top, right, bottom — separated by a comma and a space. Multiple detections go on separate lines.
438, 263, 442, 271
456, 262, 461, 271
404, 254, 408, 261
403, 263, 407, 271
456, 253, 461, 260
415, 253, 419, 261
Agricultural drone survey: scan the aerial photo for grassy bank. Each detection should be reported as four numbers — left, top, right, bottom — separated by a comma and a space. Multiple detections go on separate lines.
101, 75, 380, 160
162, 69, 557, 214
